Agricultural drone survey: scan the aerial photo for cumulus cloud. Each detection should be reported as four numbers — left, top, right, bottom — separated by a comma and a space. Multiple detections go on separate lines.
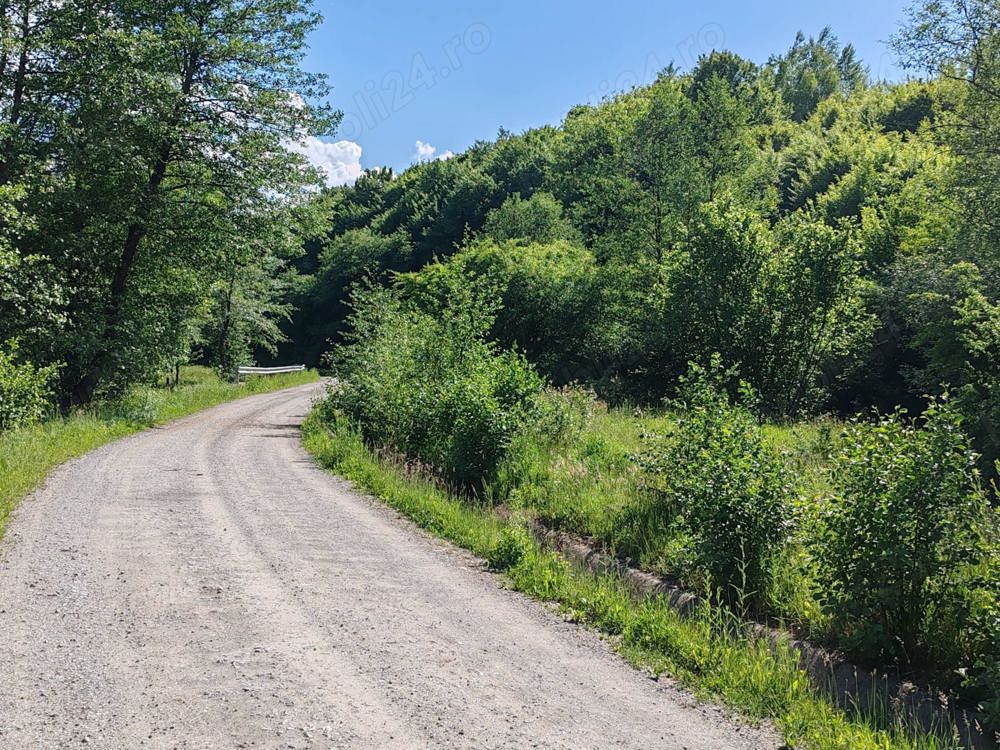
414, 140, 436, 162
413, 140, 455, 163
287, 136, 363, 187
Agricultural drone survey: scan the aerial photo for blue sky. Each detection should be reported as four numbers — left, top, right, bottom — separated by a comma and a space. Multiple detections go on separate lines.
298, 0, 913, 181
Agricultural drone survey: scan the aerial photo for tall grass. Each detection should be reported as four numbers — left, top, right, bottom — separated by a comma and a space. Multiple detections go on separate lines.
0, 366, 318, 537
302, 411, 962, 750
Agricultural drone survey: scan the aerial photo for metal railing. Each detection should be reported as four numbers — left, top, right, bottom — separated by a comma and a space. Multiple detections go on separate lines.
235, 364, 306, 382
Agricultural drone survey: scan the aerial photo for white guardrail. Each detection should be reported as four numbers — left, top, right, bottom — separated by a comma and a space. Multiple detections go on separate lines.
236, 364, 306, 381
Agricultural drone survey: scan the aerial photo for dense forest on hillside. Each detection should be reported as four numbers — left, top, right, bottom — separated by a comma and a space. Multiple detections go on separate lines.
292, 7, 1000, 732
279, 24, 1000, 473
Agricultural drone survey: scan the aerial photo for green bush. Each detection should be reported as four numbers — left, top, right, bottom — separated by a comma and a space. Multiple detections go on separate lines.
817, 398, 999, 688
635, 361, 796, 600
927, 549, 1000, 726
0, 340, 57, 431
328, 282, 544, 489
487, 524, 533, 571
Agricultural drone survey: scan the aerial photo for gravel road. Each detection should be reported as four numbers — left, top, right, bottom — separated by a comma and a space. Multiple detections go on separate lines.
0, 382, 777, 749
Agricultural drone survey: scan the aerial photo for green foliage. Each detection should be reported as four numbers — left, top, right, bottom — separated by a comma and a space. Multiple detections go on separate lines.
0, 341, 57, 431
768, 27, 868, 121
290, 13, 1000, 734
622, 79, 701, 261
379, 155, 497, 266
546, 95, 643, 249
280, 30, 974, 432
3, 6, 996, 730
635, 362, 795, 600
481, 192, 580, 245
487, 524, 533, 571
0, 0, 335, 404
689, 50, 783, 125
399, 239, 600, 382
659, 203, 773, 384
763, 216, 873, 412
0, 244, 64, 359
329, 283, 544, 489
294, 227, 413, 365
648, 203, 866, 411
818, 399, 998, 692
886, 259, 1000, 481
615, 73, 765, 263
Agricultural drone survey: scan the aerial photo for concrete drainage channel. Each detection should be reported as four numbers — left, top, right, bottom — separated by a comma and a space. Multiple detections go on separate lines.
523, 519, 996, 750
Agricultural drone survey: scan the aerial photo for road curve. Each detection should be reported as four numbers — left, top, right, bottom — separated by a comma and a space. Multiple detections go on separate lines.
0, 383, 776, 749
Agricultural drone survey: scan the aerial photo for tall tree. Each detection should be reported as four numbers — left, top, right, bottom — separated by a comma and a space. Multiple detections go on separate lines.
625, 78, 699, 261
893, 0, 1000, 475
768, 27, 868, 121
689, 50, 782, 125
894, 0, 1000, 250
23, 0, 337, 402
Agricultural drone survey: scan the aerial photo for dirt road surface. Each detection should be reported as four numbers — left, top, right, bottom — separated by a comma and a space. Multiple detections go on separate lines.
0, 383, 777, 749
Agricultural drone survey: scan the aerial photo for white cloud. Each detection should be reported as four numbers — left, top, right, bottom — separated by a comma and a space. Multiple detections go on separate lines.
288, 136, 363, 187
412, 140, 455, 164
413, 140, 437, 162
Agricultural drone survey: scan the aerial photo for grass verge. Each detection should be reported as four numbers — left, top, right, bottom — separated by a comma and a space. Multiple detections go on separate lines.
302, 410, 963, 750
0, 366, 319, 538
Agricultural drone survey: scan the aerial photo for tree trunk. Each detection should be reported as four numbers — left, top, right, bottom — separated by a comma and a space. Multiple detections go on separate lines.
217, 269, 237, 376
71, 49, 200, 404
70, 152, 171, 404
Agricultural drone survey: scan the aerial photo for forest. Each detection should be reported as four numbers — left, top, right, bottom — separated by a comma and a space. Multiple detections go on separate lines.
1, 0, 999, 746
283, 24, 997, 449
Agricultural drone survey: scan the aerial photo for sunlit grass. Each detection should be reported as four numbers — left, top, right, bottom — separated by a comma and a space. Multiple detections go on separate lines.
495, 397, 844, 637
0, 366, 319, 538
302, 411, 961, 750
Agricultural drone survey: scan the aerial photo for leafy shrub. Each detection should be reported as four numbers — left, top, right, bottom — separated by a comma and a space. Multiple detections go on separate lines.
817, 398, 999, 683
328, 281, 544, 489
889, 259, 1000, 482
635, 361, 796, 600
654, 203, 868, 415
487, 525, 533, 571
926, 548, 1000, 726
0, 340, 56, 431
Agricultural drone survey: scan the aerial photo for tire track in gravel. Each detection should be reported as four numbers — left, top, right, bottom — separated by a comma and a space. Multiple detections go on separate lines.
0, 382, 778, 749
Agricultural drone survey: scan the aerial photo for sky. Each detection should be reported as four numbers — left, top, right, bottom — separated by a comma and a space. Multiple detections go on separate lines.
298, 0, 914, 183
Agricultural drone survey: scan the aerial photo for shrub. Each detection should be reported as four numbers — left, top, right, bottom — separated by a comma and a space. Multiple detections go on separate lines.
636, 360, 796, 600
927, 547, 1000, 725
817, 398, 999, 681
0, 340, 56, 431
487, 525, 533, 571
328, 282, 544, 489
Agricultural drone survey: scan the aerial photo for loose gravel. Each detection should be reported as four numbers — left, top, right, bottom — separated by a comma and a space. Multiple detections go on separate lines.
0, 383, 777, 749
